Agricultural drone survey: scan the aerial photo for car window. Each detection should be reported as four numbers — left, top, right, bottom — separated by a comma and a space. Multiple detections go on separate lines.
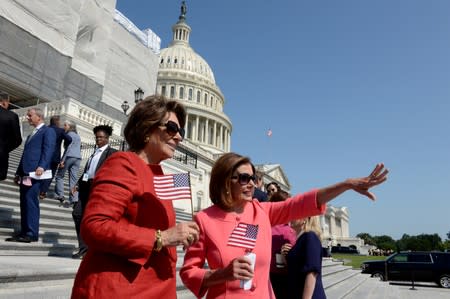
391, 253, 408, 262
409, 254, 432, 263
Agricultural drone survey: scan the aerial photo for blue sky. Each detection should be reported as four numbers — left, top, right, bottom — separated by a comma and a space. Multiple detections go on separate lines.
116, 1, 450, 240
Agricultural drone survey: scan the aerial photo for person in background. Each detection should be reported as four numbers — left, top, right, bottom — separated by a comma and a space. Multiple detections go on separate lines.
71, 125, 116, 259
54, 120, 81, 207
326, 238, 333, 258
6, 107, 55, 243
71, 95, 199, 299
0, 93, 22, 181
180, 152, 388, 298
266, 181, 280, 200
269, 190, 296, 299
39, 115, 72, 200
252, 170, 268, 202
285, 216, 325, 299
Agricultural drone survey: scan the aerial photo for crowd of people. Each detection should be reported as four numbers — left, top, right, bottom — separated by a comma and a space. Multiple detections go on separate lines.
0, 94, 389, 298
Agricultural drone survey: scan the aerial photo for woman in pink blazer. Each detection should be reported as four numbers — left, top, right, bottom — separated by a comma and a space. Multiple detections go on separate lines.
180, 152, 388, 299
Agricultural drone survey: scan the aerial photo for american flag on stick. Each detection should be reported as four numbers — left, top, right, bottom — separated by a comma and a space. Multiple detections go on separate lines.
267, 128, 273, 137
227, 223, 259, 250
154, 173, 192, 201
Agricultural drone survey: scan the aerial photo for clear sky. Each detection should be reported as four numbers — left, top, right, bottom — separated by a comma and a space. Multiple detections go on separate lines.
116, 0, 450, 240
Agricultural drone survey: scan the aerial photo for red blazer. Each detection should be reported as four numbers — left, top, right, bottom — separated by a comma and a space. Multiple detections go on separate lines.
71, 152, 177, 299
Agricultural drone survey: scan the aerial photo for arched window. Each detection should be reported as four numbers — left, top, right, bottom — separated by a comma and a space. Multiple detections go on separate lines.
179, 87, 184, 99
188, 88, 193, 101
197, 91, 201, 102
170, 86, 175, 98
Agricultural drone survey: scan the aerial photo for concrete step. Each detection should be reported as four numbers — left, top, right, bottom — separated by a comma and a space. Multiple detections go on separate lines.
0, 279, 75, 299
324, 270, 369, 298
0, 252, 191, 299
344, 276, 394, 299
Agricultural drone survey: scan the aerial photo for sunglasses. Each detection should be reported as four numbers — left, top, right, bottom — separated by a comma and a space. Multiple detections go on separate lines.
161, 120, 185, 139
231, 173, 256, 185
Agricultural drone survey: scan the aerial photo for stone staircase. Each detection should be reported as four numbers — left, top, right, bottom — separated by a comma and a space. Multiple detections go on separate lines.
0, 148, 381, 298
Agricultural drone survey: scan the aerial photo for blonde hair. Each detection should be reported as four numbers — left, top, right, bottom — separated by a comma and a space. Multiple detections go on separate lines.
304, 216, 322, 240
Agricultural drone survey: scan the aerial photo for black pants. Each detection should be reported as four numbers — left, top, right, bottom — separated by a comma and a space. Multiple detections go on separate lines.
71, 180, 92, 254
270, 272, 289, 299
0, 154, 9, 181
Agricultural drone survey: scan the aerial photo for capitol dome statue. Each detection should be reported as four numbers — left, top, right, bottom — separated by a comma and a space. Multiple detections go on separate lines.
156, 2, 232, 154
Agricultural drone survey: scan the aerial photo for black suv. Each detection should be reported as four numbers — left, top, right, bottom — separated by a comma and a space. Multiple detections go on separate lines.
361, 251, 450, 288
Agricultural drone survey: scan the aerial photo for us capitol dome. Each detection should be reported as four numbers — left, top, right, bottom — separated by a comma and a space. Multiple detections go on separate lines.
156, 2, 232, 154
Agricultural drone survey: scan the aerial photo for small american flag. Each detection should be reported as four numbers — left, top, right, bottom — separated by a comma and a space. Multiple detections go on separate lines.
227, 223, 259, 250
267, 128, 273, 137
154, 173, 192, 201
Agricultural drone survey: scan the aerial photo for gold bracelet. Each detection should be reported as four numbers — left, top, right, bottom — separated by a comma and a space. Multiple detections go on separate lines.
154, 229, 163, 252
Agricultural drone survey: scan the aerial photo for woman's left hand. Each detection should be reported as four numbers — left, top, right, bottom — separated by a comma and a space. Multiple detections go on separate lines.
346, 163, 388, 201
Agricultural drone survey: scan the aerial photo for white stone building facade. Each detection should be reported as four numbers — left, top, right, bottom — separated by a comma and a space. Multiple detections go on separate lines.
0, 0, 358, 248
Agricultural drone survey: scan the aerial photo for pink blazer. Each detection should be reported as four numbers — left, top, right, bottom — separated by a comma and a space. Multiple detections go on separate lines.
180, 190, 325, 299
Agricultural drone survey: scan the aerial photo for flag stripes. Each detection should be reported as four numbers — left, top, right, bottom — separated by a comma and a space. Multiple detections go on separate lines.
154, 173, 192, 201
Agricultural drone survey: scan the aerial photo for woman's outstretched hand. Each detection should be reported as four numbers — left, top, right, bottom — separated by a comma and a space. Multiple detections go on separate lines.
317, 163, 389, 205
346, 163, 388, 201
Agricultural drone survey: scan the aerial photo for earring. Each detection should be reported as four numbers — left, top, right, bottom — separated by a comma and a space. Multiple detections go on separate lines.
144, 136, 150, 143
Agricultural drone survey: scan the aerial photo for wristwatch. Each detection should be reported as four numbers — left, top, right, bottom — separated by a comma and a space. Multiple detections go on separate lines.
154, 229, 163, 252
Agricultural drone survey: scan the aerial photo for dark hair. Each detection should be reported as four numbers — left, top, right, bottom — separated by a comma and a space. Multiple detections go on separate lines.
266, 182, 280, 191
124, 95, 186, 151
269, 190, 290, 202
209, 152, 255, 211
50, 115, 60, 126
0, 92, 9, 100
93, 125, 113, 136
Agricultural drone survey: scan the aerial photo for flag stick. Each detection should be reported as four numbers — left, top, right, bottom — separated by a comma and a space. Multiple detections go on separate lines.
188, 172, 194, 220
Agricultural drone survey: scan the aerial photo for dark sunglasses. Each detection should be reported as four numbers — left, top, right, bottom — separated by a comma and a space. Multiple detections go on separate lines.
231, 173, 256, 185
161, 120, 185, 139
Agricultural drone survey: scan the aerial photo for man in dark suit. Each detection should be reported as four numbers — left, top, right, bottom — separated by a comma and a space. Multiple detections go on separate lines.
71, 125, 117, 258
6, 107, 56, 243
253, 170, 268, 202
39, 115, 72, 199
0, 93, 22, 181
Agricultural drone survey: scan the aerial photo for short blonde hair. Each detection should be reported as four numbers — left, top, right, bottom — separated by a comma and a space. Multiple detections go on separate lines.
304, 216, 322, 240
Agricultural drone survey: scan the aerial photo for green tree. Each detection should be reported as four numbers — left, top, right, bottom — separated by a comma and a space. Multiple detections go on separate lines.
356, 233, 375, 245
396, 234, 443, 251
373, 235, 396, 251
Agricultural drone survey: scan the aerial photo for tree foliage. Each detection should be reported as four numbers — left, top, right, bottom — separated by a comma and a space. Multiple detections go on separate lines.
356, 232, 447, 252
356, 233, 375, 245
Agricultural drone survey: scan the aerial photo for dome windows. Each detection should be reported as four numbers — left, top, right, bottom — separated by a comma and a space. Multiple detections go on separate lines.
179, 87, 184, 99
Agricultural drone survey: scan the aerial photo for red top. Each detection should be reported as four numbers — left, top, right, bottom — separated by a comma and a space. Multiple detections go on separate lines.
71, 152, 177, 299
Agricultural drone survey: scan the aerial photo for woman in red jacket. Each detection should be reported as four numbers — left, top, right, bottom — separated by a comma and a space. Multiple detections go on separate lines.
71, 95, 199, 299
